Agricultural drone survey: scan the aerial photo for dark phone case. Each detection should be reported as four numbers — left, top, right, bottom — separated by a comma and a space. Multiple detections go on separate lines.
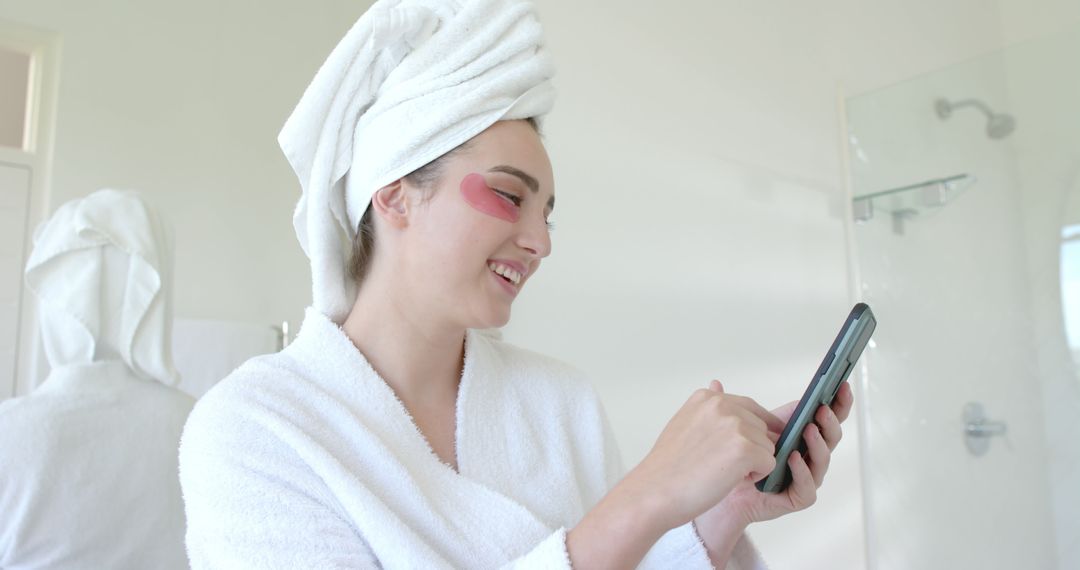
755, 303, 877, 493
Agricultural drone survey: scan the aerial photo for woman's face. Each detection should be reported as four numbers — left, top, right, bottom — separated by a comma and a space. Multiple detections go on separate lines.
399, 119, 555, 330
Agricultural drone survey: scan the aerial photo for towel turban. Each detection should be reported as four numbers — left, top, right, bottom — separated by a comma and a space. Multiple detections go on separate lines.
279, 0, 556, 322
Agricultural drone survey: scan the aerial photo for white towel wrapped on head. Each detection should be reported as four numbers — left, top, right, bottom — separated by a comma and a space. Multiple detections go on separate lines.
279, 0, 556, 322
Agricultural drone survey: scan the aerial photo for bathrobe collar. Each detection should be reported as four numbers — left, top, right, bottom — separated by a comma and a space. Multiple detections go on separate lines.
290, 308, 488, 471
284, 307, 555, 563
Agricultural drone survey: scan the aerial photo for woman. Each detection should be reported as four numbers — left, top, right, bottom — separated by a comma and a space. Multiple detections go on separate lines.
178, 1, 851, 568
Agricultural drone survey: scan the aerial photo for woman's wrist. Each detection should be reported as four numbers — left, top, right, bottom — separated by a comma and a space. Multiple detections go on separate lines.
694, 503, 752, 568
566, 477, 673, 570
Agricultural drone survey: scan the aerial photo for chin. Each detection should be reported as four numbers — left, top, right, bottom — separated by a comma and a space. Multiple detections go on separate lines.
470, 307, 511, 330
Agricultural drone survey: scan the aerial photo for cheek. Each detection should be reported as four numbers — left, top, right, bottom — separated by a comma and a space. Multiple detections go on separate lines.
459, 173, 519, 223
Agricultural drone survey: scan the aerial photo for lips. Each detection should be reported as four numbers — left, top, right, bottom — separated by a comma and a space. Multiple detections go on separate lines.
488, 263, 521, 286
487, 258, 528, 295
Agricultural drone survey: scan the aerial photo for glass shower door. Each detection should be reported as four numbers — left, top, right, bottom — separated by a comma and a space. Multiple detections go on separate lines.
846, 29, 1080, 570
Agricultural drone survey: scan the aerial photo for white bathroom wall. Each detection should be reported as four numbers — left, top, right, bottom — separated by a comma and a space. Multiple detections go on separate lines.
0, 0, 1026, 351
509, 2, 1073, 569
998, 0, 1080, 45
0, 0, 378, 338
0, 0, 1076, 568
1002, 29, 1080, 569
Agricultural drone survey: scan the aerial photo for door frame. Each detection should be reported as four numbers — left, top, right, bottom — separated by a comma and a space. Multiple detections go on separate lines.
0, 18, 61, 398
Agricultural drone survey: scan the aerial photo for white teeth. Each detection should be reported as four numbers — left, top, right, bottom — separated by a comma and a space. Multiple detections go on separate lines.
487, 262, 522, 285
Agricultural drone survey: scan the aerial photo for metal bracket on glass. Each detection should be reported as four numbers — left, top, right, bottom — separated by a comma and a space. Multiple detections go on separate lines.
852, 174, 975, 234
962, 401, 1007, 457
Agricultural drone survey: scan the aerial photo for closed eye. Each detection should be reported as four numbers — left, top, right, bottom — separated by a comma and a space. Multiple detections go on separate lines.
493, 189, 522, 207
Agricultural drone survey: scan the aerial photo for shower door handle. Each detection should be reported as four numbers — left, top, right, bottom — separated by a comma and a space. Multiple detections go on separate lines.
962, 402, 1007, 456
964, 420, 1007, 437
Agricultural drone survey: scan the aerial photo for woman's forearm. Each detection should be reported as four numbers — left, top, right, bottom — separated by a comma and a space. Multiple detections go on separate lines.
566, 383, 782, 569
566, 477, 672, 570
693, 509, 750, 569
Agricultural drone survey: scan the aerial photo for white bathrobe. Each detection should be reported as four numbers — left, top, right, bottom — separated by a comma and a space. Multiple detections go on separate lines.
0, 362, 194, 570
0, 189, 194, 569
180, 309, 765, 569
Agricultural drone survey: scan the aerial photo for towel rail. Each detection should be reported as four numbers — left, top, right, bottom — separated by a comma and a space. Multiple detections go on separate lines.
271, 321, 292, 351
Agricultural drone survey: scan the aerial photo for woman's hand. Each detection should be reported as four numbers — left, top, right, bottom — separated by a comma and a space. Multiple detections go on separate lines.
694, 380, 855, 557
567, 385, 787, 570
618, 385, 787, 533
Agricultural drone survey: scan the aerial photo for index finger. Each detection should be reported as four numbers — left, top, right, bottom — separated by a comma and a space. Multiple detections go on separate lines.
831, 382, 854, 423
770, 399, 799, 425
729, 394, 786, 434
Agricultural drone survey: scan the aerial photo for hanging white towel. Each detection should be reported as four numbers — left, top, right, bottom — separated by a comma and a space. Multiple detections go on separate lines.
0, 189, 193, 569
179, 308, 767, 569
23, 188, 178, 385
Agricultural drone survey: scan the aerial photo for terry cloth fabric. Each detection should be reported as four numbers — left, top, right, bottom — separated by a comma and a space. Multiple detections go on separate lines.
1, 189, 193, 569
0, 361, 194, 570
23, 188, 178, 385
279, 0, 556, 322
179, 308, 767, 569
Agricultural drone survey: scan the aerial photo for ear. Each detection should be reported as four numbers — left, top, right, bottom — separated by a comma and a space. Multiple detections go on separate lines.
370, 179, 410, 229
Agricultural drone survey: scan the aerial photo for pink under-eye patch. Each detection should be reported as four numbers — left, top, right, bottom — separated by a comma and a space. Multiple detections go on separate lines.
459, 173, 519, 223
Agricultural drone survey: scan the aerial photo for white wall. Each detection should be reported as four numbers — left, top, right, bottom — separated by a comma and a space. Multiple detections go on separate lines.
0, 0, 379, 336
509, 2, 1074, 569
1004, 29, 1080, 568
0, 0, 1077, 568
998, 0, 1080, 45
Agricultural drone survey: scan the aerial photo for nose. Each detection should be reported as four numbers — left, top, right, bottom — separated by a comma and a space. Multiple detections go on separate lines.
516, 214, 552, 259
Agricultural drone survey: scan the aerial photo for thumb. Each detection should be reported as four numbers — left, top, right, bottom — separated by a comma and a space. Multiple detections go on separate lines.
709, 380, 724, 394
749, 454, 778, 483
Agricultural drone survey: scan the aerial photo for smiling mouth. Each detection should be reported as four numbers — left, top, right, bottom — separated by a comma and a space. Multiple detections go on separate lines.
488, 262, 523, 286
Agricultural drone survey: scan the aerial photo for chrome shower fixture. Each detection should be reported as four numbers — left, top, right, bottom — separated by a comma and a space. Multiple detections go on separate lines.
935, 97, 1016, 139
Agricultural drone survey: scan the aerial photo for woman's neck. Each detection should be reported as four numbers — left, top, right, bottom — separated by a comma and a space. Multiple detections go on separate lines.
340, 278, 465, 408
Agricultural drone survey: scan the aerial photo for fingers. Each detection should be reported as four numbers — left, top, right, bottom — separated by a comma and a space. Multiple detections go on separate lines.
702, 381, 783, 437
732, 402, 785, 451
729, 405, 777, 455
831, 382, 854, 423
785, 451, 818, 509
771, 399, 799, 424
748, 449, 778, 482
815, 403, 843, 451
802, 423, 831, 487
730, 395, 786, 434
701, 380, 785, 458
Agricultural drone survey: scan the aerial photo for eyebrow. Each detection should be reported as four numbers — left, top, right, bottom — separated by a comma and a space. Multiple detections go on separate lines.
488, 165, 555, 212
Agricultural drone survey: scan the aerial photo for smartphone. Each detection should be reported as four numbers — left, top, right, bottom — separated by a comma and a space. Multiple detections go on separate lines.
755, 303, 877, 494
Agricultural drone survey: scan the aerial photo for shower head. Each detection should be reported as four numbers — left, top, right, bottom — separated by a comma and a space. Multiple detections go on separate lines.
935, 97, 1017, 139
986, 113, 1016, 139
